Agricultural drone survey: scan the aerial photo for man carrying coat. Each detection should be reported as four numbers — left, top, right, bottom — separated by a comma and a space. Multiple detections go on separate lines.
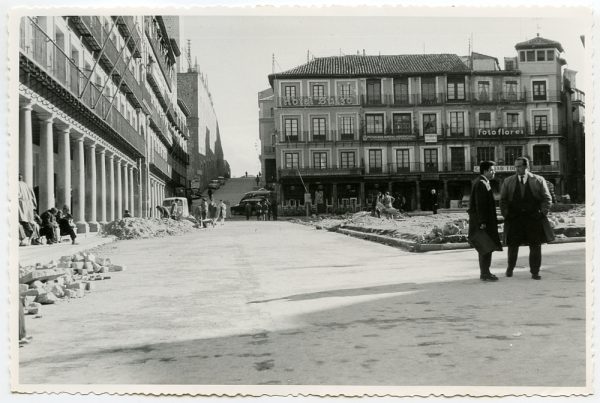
468, 161, 502, 281
500, 157, 553, 280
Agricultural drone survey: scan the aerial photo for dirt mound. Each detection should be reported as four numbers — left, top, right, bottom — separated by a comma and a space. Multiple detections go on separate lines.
101, 217, 196, 240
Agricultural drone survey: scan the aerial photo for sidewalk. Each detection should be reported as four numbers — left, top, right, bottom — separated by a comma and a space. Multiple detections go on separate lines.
18, 233, 117, 267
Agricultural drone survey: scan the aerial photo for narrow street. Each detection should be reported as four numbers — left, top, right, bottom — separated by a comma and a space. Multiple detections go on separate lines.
19, 221, 586, 386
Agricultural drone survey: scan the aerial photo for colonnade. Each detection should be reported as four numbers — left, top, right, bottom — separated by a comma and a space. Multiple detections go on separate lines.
19, 101, 142, 233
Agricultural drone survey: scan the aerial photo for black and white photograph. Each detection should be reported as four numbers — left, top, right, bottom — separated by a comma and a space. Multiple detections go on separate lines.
2, 1, 596, 399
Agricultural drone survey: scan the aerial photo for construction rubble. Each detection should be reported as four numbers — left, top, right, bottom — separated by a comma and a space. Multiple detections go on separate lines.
101, 217, 196, 240
19, 252, 124, 316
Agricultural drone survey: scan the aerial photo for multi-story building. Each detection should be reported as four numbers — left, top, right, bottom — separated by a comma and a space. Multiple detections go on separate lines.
258, 88, 276, 186
18, 15, 190, 230
265, 35, 576, 212
178, 65, 226, 192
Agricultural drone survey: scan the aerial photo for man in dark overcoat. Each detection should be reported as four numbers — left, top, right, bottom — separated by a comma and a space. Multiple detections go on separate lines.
500, 157, 553, 280
468, 161, 503, 281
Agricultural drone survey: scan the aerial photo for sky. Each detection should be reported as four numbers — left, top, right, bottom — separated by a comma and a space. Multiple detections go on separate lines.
182, 13, 588, 178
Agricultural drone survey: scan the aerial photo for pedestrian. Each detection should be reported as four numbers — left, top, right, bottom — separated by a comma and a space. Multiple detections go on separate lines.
57, 205, 77, 245
200, 198, 208, 221
19, 298, 32, 347
262, 200, 269, 221
468, 161, 503, 281
18, 174, 37, 232
270, 195, 278, 221
217, 200, 227, 225
500, 156, 553, 280
245, 200, 252, 220
371, 192, 382, 218
208, 188, 213, 201
156, 205, 169, 219
123, 209, 132, 218
245, 171, 248, 178
208, 200, 218, 227
255, 175, 260, 187
39, 208, 58, 244
256, 200, 263, 221
430, 189, 438, 214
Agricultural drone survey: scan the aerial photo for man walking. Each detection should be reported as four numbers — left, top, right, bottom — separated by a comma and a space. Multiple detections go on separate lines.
468, 161, 502, 281
500, 157, 553, 280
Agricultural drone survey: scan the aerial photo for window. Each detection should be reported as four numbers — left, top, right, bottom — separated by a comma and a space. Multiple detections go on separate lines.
477, 81, 490, 101
312, 84, 325, 98
447, 77, 465, 100
339, 83, 352, 98
537, 50, 546, 61
449, 112, 465, 136
424, 149, 438, 172
284, 85, 296, 98
450, 147, 466, 171
284, 152, 299, 169
339, 116, 355, 139
365, 114, 384, 135
519, 51, 525, 62
532, 81, 547, 101
396, 149, 410, 172
340, 151, 356, 168
504, 80, 518, 100
392, 113, 412, 135
477, 147, 495, 163
284, 118, 299, 140
534, 115, 548, 134
368, 149, 383, 173
505, 60, 515, 70
313, 152, 327, 169
507, 113, 520, 128
422, 113, 437, 134
394, 77, 409, 104
421, 77, 436, 103
366, 79, 381, 104
526, 51, 535, 61
478, 112, 491, 129
533, 145, 551, 166
312, 117, 327, 139
547, 50, 554, 61
504, 146, 523, 165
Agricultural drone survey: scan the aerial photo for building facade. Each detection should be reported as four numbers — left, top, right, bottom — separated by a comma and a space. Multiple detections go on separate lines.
265, 36, 577, 212
18, 15, 190, 230
258, 88, 276, 186
178, 67, 226, 192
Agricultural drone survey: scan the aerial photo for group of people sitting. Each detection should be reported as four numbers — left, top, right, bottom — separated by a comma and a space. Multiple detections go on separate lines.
18, 205, 78, 246
371, 191, 402, 219
18, 174, 77, 246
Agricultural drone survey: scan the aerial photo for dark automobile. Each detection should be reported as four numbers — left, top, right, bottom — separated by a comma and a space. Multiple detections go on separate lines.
231, 197, 268, 215
240, 189, 272, 202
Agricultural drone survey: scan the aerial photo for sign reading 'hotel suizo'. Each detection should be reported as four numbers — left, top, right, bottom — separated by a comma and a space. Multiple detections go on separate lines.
477, 127, 525, 137
282, 96, 356, 106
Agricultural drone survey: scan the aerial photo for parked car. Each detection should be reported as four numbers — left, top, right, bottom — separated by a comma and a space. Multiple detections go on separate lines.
231, 197, 267, 215
240, 189, 272, 202
162, 197, 190, 219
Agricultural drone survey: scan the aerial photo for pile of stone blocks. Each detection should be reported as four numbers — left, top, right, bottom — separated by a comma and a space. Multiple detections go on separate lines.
19, 253, 125, 315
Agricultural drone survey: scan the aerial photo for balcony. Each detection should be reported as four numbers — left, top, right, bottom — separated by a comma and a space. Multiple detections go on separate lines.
471, 91, 527, 104
114, 16, 142, 58
528, 125, 564, 136
386, 162, 424, 174
279, 167, 363, 177
144, 16, 173, 91
151, 151, 170, 176
277, 95, 358, 108
20, 17, 145, 157
70, 16, 105, 52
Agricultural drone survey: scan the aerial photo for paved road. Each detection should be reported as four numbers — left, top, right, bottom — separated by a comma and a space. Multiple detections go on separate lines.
192, 176, 258, 217
19, 221, 586, 386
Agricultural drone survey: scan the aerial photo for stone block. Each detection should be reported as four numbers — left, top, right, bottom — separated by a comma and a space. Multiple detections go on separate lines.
83, 261, 94, 272
20, 268, 66, 284
96, 257, 111, 266
19, 284, 29, 293
66, 282, 86, 291
72, 261, 84, 270
84, 282, 94, 291
108, 265, 125, 272
23, 288, 40, 297
564, 227, 585, 237
73, 253, 85, 262
30, 280, 44, 289
25, 302, 41, 315
84, 253, 96, 263
51, 284, 65, 298
35, 292, 58, 305
59, 255, 73, 263
24, 295, 37, 305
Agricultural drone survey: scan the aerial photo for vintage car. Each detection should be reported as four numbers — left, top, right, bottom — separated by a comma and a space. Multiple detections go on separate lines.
231, 197, 268, 215
162, 197, 190, 219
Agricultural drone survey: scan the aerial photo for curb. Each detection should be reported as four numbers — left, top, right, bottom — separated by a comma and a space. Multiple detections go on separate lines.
335, 227, 585, 253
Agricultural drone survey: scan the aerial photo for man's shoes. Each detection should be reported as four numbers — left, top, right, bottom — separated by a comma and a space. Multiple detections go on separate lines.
480, 274, 499, 282
506, 269, 513, 277
531, 274, 542, 280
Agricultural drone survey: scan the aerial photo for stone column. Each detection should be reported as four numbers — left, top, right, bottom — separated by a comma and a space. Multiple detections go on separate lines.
443, 179, 449, 209
19, 102, 34, 186
415, 180, 421, 211
332, 183, 338, 210
107, 153, 115, 221
85, 142, 98, 231
128, 165, 135, 217
115, 157, 123, 219
97, 148, 107, 224
73, 136, 88, 233
56, 125, 71, 210
38, 113, 55, 213
359, 182, 365, 209
123, 161, 129, 214
136, 164, 143, 218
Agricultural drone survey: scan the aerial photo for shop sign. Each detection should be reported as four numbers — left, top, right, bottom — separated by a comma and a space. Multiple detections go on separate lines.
304, 193, 312, 203
282, 96, 356, 107
477, 127, 525, 137
472, 165, 516, 173
424, 133, 438, 143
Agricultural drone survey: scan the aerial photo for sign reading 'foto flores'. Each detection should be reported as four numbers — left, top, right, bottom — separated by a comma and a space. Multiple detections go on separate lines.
478, 127, 525, 137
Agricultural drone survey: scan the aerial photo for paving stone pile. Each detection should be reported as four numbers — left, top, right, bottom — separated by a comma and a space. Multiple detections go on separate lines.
19, 252, 124, 316
101, 217, 196, 240
298, 204, 585, 245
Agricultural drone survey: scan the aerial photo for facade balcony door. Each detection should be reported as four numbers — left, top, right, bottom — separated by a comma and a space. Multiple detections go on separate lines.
424, 149, 438, 172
